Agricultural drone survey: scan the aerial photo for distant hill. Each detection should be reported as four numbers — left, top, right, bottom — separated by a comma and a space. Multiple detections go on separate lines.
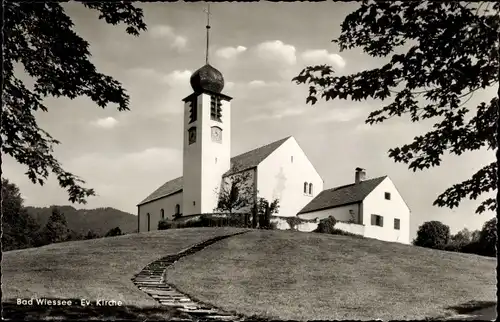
25, 206, 137, 236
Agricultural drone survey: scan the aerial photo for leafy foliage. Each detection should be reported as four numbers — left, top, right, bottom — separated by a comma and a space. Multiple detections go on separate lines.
314, 216, 337, 234
3, 2, 146, 204
413, 221, 451, 249
285, 216, 304, 231
479, 217, 497, 256
215, 172, 255, 215
85, 230, 100, 240
293, 2, 499, 214
105, 227, 123, 237
158, 219, 172, 230
41, 207, 71, 244
257, 198, 280, 229
1, 178, 41, 251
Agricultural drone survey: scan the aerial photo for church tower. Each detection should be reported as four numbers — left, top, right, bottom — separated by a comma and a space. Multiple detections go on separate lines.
182, 5, 232, 216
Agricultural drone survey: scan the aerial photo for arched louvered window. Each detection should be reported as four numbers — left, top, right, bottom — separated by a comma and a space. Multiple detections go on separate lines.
175, 204, 180, 215
309, 183, 313, 195
304, 182, 308, 193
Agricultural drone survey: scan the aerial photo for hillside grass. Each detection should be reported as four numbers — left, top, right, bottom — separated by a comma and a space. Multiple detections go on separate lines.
2, 227, 247, 320
166, 229, 496, 321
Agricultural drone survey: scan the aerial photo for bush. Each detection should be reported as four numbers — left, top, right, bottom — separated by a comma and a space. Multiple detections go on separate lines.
413, 221, 450, 250
105, 227, 122, 237
158, 219, 172, 230
285, 217, 303, 231
314, 216, 337, 234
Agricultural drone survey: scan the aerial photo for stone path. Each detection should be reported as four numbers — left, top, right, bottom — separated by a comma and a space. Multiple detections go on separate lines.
132, 232, 248, 321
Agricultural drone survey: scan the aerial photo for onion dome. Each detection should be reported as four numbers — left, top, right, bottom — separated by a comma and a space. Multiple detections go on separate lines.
190, 64, 224, 94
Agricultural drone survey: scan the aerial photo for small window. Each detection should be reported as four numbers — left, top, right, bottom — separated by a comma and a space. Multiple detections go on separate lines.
160, 209, 165, 220
146, 213, 151, 231
309, 183, 313, 195
394, 218, 400, 230
193, 201, 196, 206
291, 156, 294, 163
371, 214, 383, 227
175, 204, 180, 215
385, 192, 391, 200
215, 157, 217, 164
303, 182, 308, 194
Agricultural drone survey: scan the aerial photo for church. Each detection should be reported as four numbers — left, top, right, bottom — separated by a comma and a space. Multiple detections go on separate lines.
137, 12, 411, 244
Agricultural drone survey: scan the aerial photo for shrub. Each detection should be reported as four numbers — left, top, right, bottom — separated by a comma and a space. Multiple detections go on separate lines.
285, 217, 303, 231
158, 219, 172, 230
413, 221, 450, 250
314, 216, 337, 234
105, 227, 122, 237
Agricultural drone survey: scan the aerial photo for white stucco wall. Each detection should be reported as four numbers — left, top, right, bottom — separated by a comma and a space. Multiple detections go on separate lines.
138, 192, 183, 232
257, 137, 323, 217
362, 177, 411, 244
183, 93, 231, 216
335, 222, 365, 236
298, 203, 361, 223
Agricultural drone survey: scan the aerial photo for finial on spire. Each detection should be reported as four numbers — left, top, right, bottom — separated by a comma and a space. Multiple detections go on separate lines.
203, 4, 212, 65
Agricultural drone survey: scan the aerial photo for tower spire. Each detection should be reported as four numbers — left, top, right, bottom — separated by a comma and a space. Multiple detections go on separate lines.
204, 4, 211, 65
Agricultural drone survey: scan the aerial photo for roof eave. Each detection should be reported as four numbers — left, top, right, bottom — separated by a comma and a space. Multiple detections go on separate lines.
297, 201, 362, 215
182, 90, 233, 102
137, 189, 183, 207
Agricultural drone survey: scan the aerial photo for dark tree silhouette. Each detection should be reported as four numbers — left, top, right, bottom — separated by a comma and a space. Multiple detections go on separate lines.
41, 207, 71, 244
293, 2, 499, 215
105, 227, 123, 237
413, 221, 451, 250
3, 2, 147, 204
1, 178, 41, 251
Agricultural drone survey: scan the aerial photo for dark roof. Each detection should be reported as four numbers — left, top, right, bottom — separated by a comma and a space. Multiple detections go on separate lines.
138, 176, 183, 206
137, 136, 291, 206
223, 136, 291, 176
297, 176, 387, 215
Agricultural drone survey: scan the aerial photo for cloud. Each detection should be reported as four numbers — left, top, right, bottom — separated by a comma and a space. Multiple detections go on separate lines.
91, 117, 118, 129
301, 49, 346, 68
225, 81, 236, 90
311, 108, 365, 124
149, 25, 188, 50
244, 99, 307, 122
70, 147, 183, 176
248, 80, 280, 88
215, 46, 247, 59
162, 70, 192, 86
256, 40, 297, 65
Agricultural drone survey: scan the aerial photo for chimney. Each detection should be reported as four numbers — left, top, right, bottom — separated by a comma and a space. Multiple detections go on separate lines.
355, 167, 366, 184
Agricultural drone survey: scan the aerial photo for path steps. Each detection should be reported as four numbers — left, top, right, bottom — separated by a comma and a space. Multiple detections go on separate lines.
132, 232, 247, 321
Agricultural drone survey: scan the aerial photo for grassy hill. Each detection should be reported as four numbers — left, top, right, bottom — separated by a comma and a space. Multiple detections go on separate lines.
3, 228, 248, 320
3, 228, 495, 320
26, 205, 137, 235
166, 229, 496, 321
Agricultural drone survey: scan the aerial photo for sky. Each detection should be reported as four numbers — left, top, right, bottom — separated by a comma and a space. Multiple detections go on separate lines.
4, 1, 496, 240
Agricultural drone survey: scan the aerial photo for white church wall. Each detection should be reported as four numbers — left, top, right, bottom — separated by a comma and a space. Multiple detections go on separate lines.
298, 203, 361, 223
257, 137, 323, 217
362, 177, 411, 244
138, 192, 183, 232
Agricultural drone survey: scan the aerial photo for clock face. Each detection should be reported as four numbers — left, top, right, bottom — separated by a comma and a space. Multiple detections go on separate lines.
211, 127, 222, 143
188, 127, 196, 144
